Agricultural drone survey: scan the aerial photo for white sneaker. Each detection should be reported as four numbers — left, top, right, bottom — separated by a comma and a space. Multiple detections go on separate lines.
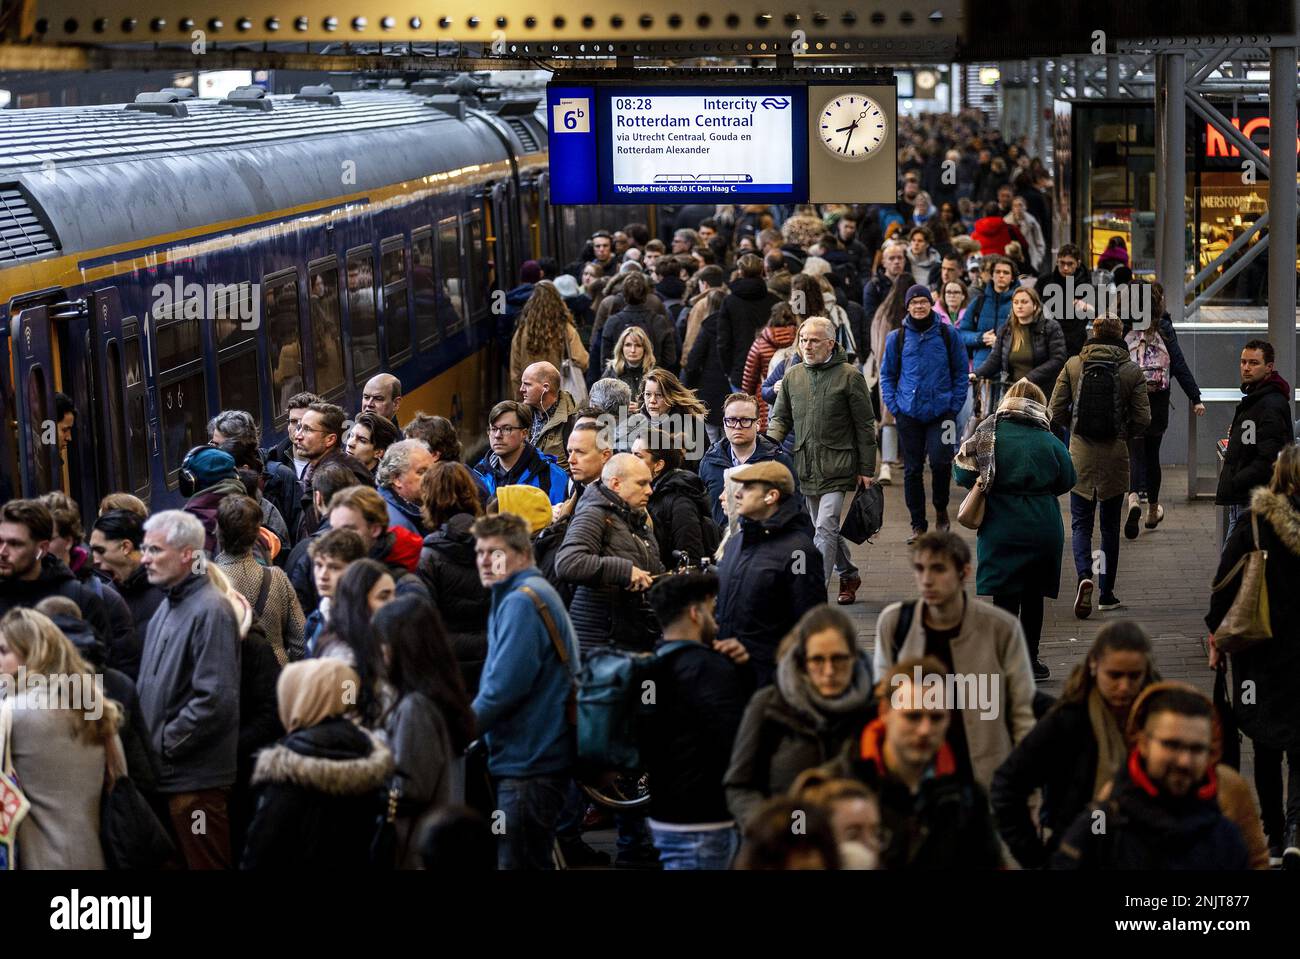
877, 462, 893, 486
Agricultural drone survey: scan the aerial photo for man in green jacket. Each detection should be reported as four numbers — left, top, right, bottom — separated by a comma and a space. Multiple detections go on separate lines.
767, 317, 878, 605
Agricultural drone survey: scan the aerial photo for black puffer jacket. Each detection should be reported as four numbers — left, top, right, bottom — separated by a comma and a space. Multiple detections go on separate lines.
646, 468, 716, 569
241, 718, 393, 870
74, 565, 141, 680
1037, 265, 1094, 359
115, 563, 166, 645
682, 311, 732, 428
601, 302, 679, 374
990, 700, 1101, 868
717, 277, 781, 385
974, 314, 1068, 395
555, 481, 665, 653
418, 512, 490, 695
1052, 753, 1249, 870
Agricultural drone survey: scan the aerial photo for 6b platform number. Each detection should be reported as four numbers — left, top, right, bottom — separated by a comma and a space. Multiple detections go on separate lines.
553, 98, 590, 133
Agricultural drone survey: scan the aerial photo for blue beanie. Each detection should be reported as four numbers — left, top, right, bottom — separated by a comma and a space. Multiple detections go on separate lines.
905, 284, 932, 304
186, 448, 238, 488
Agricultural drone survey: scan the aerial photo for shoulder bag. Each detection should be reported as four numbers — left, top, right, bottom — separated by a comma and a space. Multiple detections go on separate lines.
560, 327, 590, 407
957, 477, 987, 530
1210, 511, 1272, 653
0, 699, 30, 870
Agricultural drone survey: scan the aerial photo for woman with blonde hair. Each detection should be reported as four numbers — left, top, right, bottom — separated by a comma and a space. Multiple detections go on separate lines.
973, 285, 1066, 398
954, 377, 1076, 681
602, 324, 656, 401
509, 280, 588, 390
0, 607, 122, 869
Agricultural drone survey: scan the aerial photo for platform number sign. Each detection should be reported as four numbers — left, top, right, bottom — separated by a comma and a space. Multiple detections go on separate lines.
553, 98, 590, 133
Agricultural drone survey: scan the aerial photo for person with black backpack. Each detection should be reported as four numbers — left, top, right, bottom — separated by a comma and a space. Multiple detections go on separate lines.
636, 572, 755, 869
1049, 315, 1151, 620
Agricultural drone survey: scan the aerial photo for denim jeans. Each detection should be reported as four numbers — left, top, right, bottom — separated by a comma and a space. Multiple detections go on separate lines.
806, 491, 858, 584
953, 383, 974, 454
650, 825, 740, 870
495, 773, 568, 870
1224, 504, 1247, 548
1070, 492, 1122, 597
895, 411, 954, 531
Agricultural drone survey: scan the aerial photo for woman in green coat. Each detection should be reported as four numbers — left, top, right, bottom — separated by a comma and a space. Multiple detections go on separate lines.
954, 378, 1075, 681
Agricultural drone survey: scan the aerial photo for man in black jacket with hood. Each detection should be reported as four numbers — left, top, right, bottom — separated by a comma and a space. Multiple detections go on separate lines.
1216, 338, 1295, 544
1037, 243, 1094, 361
1053, 685, 1249, 870
718, 254, 782, 390
638, 572, 754, 869
0, 499, 113, 644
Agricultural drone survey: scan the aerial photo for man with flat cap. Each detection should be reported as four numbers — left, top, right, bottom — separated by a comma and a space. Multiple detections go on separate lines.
714, 460, 825, 687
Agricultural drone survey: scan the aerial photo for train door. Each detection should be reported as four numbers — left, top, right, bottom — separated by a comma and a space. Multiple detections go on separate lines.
11, 305, 61, 496
87, 287, 134, 503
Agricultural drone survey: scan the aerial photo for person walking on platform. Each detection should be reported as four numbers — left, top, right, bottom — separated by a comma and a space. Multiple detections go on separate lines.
1049, 315, 1150, 620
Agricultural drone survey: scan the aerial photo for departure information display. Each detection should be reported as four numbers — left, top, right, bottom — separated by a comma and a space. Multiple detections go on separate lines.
546, 77, 894, 205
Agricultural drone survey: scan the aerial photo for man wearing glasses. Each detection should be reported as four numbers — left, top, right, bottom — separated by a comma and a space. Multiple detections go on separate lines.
1053, 685, 1249, 870
767, 317, 877, 606
698, 393, 798, 528
293, 401, 374, 539
472, 400, 570, 506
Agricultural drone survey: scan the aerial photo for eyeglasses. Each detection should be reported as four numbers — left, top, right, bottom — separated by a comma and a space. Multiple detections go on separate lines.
294, 423, 325, 436
805, 653, 853, 671
489, 425, 524, 437
723, 417, 757, 429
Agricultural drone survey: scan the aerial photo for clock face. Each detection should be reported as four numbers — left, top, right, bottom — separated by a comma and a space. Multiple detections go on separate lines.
816, 94, 888, 161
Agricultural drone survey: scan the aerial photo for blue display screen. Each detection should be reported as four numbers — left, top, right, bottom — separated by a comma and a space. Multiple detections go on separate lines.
547, 82, 810, 205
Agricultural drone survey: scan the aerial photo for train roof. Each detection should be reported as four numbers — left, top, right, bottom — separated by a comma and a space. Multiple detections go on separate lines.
0, 90, 545, 267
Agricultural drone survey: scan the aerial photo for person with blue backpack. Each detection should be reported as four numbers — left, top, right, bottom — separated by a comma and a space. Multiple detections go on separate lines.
880, 285, 970, 543
959, 254, 1019, 380
472, 401, 570, 507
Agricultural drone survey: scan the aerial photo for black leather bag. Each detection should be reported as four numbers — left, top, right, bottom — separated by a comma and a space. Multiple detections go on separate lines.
841, 484, 885, 545
100, 775, 177, 870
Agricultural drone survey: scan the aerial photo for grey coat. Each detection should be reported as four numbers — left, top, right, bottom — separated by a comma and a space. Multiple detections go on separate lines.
555, 481, 665, 652
383, 691, 458, 869
138, 573, 241, 793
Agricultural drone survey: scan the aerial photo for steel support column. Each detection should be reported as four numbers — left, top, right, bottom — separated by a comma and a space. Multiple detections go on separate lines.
1269, 45, 1298, 421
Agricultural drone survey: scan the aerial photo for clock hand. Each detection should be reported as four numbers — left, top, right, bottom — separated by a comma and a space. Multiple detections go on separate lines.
842, 123, 857, 153
833, 124, 855, 132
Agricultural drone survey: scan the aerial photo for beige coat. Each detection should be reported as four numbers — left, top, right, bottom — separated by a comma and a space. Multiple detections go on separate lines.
874, 596, 1037, 791
509, 322, 588, 393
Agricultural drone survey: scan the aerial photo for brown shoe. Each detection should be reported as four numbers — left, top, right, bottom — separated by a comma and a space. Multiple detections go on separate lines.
837, 574, 862, 605
935, 509, 951, 531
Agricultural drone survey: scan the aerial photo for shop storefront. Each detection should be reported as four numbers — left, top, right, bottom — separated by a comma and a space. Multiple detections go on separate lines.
1053, 97, 1297, 313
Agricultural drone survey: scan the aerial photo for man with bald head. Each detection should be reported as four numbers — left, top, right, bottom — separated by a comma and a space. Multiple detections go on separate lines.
768, 315, 877, 606
362, 373, 402, 425
554, 450, 665, 866
520, 360, 579, 472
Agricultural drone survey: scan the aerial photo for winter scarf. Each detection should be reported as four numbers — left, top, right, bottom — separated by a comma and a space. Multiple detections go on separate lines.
954, 396, 1052, 487
776, 643, 873, 729
1088, 687, 1129, 799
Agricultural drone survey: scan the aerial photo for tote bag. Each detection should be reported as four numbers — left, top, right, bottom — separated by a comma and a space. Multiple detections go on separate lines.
0, 700, 31, 870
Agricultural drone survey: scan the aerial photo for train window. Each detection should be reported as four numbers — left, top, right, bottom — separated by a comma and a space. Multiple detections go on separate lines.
382, 238, 411, 362
465, 210, 491, 315
159, 369, 208, 484
26, 365, 52, 494
346, 248, 379, 384
105, 339, 129, 493
412, 228, 439, 348
124, 336, 149, 494
155, 318, 201, 373
309, 262, 345, 396
437, 217, 465, 333
263, 273, 305, 414
217, 348, 261, 423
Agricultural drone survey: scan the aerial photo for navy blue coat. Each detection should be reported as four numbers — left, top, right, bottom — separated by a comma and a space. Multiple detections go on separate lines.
715, 495, 825, 687
699, 434, 800, 528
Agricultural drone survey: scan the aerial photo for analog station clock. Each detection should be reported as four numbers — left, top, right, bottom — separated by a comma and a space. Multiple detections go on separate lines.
815, 93, 889, 161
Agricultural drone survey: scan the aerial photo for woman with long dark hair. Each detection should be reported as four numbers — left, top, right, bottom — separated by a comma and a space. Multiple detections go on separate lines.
373, 594, 476, 868
316, 557, 395, 726
990, 621, 1158, 868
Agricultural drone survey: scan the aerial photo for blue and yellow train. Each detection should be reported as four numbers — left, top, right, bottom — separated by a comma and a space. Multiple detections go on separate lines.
0, 81, 651, 519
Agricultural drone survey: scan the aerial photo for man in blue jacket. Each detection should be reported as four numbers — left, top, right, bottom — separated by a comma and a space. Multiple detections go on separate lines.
881, 285, 969, 541
473, 401, 570, 506
959, 255, 1018, 373
471, 511, 579, 870
698, 392, 799, 528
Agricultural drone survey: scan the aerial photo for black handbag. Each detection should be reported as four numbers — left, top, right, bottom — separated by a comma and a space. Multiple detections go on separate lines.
369, 786, 400, 870
840, 484, 885, 545
1213, 666, 1242, 771
100, 739, 176, 870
